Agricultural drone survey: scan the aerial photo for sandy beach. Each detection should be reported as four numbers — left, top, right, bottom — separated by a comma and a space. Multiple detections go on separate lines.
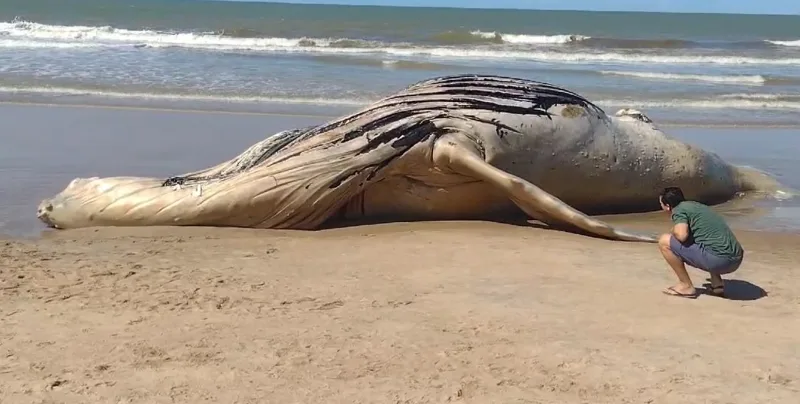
2, 221, 799, 404
1, 102, 799, 403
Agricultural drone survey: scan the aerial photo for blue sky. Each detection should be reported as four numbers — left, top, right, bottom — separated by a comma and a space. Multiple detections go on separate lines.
229, 1, 800, 15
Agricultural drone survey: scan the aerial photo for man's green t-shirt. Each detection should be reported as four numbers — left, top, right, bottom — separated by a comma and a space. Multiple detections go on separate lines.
671, 201, 743, 259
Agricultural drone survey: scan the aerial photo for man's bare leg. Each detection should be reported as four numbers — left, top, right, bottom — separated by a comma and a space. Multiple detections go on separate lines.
708, 272, 724, 287
707, 272, 725, 296
658, 233, 697, 296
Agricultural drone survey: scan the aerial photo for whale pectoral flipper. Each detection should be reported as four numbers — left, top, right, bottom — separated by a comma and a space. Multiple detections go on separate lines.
432, 133, 658, 243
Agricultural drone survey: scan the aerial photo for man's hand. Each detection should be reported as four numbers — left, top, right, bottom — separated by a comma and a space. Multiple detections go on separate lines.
671, 222, 690, 243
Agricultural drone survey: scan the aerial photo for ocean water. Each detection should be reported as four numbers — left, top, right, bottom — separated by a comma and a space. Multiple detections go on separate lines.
2, 0, 800, 125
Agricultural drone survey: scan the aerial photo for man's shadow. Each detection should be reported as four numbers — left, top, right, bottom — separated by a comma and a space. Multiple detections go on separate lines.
702, 278, 768, 301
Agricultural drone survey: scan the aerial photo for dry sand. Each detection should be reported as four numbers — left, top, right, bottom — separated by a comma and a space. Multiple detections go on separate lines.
1, 220, 798, 404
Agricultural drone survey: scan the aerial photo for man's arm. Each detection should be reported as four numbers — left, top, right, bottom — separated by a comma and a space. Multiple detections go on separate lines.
671, 222, 690, 243
670, 209, 691, 243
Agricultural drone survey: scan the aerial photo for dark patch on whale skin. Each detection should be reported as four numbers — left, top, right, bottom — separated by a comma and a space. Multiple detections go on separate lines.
161, 74, 608, 187
303, 73, 606, 144
404, 74, 605, 115
329, 119, 442, 189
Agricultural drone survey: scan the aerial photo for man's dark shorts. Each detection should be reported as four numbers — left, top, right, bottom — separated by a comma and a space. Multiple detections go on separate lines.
669, 236, 743, 275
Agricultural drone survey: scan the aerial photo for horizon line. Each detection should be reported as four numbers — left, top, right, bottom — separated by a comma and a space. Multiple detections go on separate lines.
212, 0, 800, 17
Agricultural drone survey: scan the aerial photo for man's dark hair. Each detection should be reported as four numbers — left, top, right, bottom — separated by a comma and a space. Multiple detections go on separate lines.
660, 187, 685, 208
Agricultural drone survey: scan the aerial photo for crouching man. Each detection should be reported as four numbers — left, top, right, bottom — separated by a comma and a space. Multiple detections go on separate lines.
657, 187, 745, 299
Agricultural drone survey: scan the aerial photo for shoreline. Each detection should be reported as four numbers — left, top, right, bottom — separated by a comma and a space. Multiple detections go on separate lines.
4, 210, 800, 242
8, 217, 800, 249
6, 186, 799, 241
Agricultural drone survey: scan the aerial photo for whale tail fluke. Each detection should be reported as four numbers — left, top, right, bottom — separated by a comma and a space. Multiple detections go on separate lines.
733, 165, 796, 201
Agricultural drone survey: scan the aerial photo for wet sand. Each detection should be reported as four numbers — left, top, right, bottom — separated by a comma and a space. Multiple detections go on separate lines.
1, 102, 799, 403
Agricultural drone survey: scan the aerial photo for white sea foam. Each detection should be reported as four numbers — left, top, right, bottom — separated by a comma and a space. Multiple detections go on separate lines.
0, 20, 323, 48
766, 39, 800, 47
717, 93, 790, 100
3, 20, 800, 66
469, 30, 589, 44
599, 71, 766, 85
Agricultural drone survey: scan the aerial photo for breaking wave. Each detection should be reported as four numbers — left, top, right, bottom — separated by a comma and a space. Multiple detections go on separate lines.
767, 39, 800, 47
464, 30, 589, 45
3, 20, 800, 66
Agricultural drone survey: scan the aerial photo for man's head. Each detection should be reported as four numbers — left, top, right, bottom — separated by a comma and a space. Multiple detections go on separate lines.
659, 186, 685, 212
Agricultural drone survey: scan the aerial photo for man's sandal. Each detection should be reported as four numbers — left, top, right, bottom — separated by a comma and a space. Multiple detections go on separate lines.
662, 286, 699, 299
708, 285, 725, 297
702, 281, 725, 297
